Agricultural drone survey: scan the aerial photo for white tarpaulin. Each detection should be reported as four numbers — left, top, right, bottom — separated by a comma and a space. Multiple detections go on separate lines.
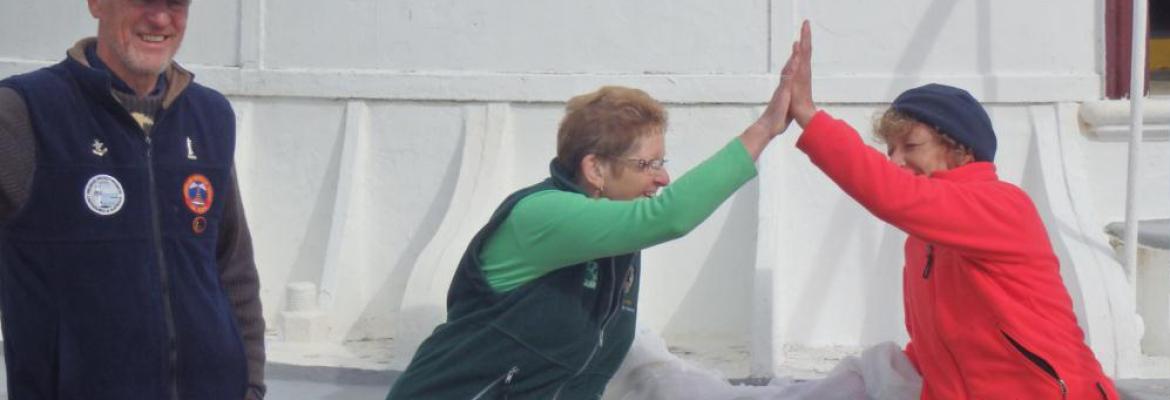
605, 329, 922, 400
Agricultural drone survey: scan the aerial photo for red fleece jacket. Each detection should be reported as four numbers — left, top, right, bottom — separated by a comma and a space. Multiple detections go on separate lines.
796, 111, 1117, 400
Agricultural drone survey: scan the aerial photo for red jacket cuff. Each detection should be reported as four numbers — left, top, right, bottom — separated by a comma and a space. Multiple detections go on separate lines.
795, 110, 837, 155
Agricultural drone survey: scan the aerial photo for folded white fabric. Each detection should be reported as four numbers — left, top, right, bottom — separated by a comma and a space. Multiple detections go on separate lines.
605, 329, 921, 400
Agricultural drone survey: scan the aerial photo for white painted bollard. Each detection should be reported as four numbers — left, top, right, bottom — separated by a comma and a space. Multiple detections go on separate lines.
1137, 246, 1170, 356
1107, 220, 1170, 356
281, 282, 330, 343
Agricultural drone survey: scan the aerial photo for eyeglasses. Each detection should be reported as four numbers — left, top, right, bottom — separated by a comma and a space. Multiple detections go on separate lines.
622, 158, 668, 172
131, 0, 191, 9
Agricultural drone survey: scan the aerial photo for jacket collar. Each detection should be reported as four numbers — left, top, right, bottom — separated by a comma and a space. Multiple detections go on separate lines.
548, 159, 588, 195
65, 37, 194, 109
929, 161, 998, 182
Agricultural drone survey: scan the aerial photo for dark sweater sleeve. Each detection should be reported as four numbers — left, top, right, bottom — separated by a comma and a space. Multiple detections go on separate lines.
0, 87, 35, 223
217, 168, 267, 400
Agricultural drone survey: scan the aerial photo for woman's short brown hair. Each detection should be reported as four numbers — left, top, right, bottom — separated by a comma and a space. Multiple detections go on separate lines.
556, 86, 667, 177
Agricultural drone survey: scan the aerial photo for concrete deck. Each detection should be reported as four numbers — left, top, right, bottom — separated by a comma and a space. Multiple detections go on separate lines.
1, 361, 1165, 399
272, 368, 1170, 399
266, 364, 397, 399
270, 370, 1170, 399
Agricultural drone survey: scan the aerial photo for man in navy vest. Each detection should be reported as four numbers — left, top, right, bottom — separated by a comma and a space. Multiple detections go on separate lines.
0, 0, 266, 398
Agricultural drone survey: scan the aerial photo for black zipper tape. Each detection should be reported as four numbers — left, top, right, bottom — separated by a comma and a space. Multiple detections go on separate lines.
922, 244, 935, 279
1002, 331, 1067, 398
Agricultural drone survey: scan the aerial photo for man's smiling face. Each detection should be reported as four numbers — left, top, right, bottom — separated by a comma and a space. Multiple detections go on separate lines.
89, 0, 190, 84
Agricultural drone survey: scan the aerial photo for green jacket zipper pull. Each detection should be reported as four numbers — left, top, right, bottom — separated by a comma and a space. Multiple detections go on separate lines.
502, 366, 519, 400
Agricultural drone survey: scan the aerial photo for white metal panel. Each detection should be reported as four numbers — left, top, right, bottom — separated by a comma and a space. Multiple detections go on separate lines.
235, 99, 347, 321
0, 3, 94, 61
263, 0, 768, 74
181, 0, 242, 67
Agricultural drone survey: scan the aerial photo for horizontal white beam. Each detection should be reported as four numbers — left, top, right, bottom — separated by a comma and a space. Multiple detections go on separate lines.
1080, 100, 1170, 141
0, 59, 1100, 104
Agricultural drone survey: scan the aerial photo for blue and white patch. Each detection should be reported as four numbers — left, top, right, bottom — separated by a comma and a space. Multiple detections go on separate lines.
84, 174, 125, 216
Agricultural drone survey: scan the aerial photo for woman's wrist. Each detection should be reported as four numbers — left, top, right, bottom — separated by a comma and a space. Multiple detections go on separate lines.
794, 104, 817, 128
738, 122, 772, 161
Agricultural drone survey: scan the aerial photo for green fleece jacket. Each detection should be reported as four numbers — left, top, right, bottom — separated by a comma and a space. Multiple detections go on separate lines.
387, 138, 756, 399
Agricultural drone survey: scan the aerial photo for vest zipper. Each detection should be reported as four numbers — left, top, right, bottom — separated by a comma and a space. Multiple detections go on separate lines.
921, 244, 935, 279
145, 133, 180, 400
551, 260, 631, 399
470, 366, 519, 400
107, 82, 181, 399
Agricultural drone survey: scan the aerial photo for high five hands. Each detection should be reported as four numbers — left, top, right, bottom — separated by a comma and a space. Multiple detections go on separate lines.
758, 20, 815, 136
740, 20, 816, 160
787, 20, 816, 128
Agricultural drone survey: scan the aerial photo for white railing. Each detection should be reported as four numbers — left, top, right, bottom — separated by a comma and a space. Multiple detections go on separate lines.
1123, 0, 1149, 286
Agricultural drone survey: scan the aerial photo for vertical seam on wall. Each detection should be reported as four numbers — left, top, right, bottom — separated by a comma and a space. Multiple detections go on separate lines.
766, 0, 773, 72
258, 0, 267, 70
238, 0, 268, 70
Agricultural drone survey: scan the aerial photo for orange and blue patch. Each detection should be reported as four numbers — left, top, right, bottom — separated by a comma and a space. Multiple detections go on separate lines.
182, 174, 214, 215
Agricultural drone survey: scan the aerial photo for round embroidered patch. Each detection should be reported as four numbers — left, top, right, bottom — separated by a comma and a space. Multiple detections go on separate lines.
192, 216, 208, 234
84, 174, 125, 216
182, 174, 214, 215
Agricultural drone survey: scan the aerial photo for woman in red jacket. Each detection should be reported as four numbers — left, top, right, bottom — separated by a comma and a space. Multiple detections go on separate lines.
782, 21, 1118, 399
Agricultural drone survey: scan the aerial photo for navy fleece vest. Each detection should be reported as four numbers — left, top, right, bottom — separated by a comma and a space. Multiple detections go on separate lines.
388, 161, 641, 400
0, 56, 246, 400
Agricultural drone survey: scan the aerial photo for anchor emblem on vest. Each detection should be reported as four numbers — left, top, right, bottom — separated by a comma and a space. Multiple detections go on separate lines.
91, 139, 108, 157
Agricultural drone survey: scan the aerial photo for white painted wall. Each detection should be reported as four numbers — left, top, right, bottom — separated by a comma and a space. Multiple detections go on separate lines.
1, 0, 1166, 378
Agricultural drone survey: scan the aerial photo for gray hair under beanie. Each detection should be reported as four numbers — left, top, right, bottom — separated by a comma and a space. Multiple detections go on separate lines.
891, 83, 997, 162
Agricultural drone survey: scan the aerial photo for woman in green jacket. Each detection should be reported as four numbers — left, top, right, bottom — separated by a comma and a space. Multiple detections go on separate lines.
387, 63, 796, 399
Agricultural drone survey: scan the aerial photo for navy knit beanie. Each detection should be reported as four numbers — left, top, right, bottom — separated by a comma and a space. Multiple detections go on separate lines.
891, 84, 997, 162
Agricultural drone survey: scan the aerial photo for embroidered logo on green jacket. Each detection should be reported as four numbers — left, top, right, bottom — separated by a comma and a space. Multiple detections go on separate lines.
583, 261, 599, 289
